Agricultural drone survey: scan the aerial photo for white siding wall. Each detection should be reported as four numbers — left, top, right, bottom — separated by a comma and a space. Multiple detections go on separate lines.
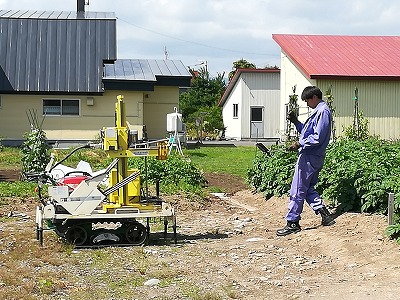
241, 72, 280, 139
223, 80, 243, 140
279, 52, 316, 133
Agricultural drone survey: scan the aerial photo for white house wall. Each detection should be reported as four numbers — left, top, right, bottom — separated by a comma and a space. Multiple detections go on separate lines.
223, 79, 243, 140
279, 51, 316, 134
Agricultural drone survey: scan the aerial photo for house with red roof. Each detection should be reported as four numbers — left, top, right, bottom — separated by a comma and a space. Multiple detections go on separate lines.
218, 68, 280, 141
273, 34, 400, 140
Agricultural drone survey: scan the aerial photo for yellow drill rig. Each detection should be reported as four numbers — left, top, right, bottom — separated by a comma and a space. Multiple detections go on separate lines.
35, 95, 176, 246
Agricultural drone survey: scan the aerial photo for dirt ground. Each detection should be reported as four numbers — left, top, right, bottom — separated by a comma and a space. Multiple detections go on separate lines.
1, 171, 400, 299
178, 173, 400, 300
0, 169, 21, 182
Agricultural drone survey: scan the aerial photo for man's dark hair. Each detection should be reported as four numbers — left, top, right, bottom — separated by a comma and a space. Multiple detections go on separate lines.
301, 86, 322, 101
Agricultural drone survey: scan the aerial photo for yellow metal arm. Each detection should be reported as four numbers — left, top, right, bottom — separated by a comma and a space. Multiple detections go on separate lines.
106, 143, 168, 160
100, 95, 168, 210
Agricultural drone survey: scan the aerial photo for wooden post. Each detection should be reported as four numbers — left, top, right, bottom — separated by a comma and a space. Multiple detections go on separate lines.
388, 193, 395, 225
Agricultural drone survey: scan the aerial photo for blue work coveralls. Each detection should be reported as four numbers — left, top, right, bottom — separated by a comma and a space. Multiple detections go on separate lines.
286, 101, 332, 222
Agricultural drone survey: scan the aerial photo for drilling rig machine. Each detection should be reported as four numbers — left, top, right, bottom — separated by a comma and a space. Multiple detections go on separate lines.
34, 95, 177, 246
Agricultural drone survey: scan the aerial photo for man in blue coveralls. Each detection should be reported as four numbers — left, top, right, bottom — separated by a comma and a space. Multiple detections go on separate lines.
277, 86, 335, 236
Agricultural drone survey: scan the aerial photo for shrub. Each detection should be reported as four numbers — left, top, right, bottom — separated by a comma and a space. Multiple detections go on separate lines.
247, 137, 400, 243
128, 154, 207, 195
318, 138, 400, 213
342, 111, 370, 141
385, 224, 400, 244
247, 144, 297, 199
21, 111, 50, 177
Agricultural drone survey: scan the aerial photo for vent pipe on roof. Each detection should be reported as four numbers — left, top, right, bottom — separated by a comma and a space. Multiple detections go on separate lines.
77, 0, 87, 12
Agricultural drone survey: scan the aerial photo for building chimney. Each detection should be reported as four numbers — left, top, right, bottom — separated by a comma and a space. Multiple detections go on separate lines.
77, 0, 85, 12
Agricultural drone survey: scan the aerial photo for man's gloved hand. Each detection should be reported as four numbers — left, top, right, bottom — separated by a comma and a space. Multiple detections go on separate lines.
288, 141, 301, 151
287, 110, 298, 124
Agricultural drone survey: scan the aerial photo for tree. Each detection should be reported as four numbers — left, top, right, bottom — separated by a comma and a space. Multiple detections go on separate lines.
228, 58, 256, 81
179, 67, 226, 135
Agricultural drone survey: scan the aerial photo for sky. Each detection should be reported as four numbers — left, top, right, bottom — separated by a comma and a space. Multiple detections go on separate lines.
2, 0, 400, 77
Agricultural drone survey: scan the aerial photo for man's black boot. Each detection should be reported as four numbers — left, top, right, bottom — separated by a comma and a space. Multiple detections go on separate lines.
276, 221, 301, 236
318, 206, 336, 226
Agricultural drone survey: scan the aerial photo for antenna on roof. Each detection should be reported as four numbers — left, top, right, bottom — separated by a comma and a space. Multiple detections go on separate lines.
164, 46, 169, 60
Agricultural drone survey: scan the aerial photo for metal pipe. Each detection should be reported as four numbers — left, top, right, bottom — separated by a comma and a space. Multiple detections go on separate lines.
388, 193, 395, 225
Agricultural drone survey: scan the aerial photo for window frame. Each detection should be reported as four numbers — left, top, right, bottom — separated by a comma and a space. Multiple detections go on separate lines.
42, 98, 81, 116
233, 103, 239, 118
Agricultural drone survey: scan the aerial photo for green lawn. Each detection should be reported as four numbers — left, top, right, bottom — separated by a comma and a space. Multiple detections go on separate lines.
184, 146, 257, 178
0, 146, 259, 197
0, 147, 22, 169
0, 146, 259, 178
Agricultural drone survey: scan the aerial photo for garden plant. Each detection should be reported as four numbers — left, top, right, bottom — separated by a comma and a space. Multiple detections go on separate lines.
247, 134, 400, 243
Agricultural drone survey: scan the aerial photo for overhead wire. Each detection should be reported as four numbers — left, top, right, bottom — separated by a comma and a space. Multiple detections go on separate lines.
116, 16, 278, 58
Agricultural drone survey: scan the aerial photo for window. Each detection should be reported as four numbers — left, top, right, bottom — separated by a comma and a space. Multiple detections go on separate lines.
43, 99, 80, 116
251, 107, 263, 122
233, 103, 238, 118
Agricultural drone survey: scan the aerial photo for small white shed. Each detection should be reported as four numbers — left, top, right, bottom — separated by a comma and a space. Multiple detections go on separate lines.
218, 69, 280, 141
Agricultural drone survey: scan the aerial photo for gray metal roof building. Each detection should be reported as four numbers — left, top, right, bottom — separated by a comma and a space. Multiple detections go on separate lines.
103, 59, 192, 91
0, 10, 117, 94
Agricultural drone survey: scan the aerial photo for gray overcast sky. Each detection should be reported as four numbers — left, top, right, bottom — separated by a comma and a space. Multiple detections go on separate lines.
2, 0, 400, 76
